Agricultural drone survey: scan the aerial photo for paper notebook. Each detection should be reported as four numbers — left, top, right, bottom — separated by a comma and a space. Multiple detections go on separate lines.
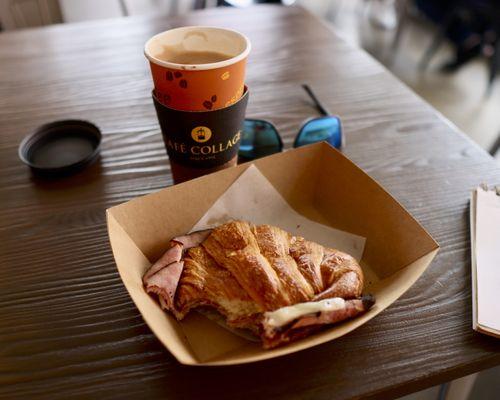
470, 184, 500, 338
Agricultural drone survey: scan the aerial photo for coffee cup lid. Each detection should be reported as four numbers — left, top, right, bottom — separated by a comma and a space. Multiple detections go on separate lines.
18, 120, 102, 178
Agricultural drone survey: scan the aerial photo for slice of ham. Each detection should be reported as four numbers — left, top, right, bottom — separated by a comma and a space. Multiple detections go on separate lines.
170, 229, 212, 249
145, 261, 184, 315
143, 229, 212, 315
261, 295, 375, 349
142, 243, 183, 283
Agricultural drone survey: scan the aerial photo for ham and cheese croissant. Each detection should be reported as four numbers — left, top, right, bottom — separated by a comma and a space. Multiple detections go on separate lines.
143, 220, 374, 348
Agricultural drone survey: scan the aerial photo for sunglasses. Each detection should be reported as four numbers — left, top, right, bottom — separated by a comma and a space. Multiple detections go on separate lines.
239, 84, 344, 161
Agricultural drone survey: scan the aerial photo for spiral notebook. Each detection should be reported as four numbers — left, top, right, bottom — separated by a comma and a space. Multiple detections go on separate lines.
470, 184, 500, 338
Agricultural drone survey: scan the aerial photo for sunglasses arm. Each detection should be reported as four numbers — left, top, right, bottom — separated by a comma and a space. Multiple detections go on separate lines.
302, 84, 332, 116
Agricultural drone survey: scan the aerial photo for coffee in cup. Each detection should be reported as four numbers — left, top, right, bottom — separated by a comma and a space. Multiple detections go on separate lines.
155, 49, 233, 65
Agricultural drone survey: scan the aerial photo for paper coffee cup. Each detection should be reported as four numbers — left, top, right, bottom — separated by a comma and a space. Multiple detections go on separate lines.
145, 26, 250, 111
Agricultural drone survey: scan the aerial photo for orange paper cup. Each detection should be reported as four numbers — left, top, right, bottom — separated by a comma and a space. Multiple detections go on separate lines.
145, 26, 250, 111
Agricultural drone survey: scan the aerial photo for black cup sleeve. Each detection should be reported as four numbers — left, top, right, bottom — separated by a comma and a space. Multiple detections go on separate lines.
153, 88, 249, 169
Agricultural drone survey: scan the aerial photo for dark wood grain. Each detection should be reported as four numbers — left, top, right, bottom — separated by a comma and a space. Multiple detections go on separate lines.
1, 5, 500, 400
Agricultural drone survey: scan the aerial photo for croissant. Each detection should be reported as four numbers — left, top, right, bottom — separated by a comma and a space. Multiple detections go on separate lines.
144, 220, 374, 348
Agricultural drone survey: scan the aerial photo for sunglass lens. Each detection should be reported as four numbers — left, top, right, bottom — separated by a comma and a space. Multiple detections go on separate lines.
239, 120, 282, 161
295, 116, 342, 149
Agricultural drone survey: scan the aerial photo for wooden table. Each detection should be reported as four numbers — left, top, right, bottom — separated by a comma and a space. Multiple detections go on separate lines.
1, 5, 500, 400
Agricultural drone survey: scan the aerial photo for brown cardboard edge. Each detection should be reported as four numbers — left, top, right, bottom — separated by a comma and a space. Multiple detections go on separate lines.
316, 142, 440, 274
106, 210, 200, 365
318, 143, 437, 237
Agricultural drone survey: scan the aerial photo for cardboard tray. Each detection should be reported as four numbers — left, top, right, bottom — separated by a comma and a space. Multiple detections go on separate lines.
107, 142, 439, 365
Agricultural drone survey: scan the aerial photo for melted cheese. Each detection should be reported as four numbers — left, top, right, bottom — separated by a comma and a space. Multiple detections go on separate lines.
264, 298, 345, 327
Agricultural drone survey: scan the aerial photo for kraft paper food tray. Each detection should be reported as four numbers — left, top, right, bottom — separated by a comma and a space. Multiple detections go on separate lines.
107, 142, 439, 366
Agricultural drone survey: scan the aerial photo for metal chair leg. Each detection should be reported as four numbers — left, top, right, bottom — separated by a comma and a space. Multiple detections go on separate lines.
440, 373, 478, 400
193, 0, 207, 9
490, 134, 500, 157
486, 39, 500, 96
419, 8, 456, 71
419, 25, 448, 70
391, 0, 409, 52
386, 0, 409, 63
